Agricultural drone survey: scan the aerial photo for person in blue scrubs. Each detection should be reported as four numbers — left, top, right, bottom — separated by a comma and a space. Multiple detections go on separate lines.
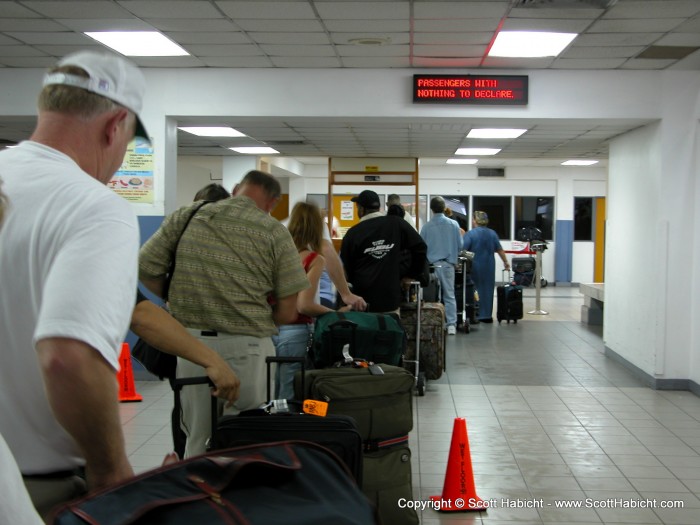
462, 211, 510, 323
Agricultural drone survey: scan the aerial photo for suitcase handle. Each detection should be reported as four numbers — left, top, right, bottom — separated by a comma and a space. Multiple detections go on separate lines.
265, 355, 305, 406
171, 376, 217, 444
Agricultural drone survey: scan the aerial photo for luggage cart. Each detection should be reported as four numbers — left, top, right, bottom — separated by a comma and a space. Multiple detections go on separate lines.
456, 251, 477, 333
403, 281, 427, 396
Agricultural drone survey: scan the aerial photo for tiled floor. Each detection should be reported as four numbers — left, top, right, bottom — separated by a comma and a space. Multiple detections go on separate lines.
121, 286, 700, 524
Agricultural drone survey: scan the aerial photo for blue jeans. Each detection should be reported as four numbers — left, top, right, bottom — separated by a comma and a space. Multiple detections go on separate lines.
433, 263, 457, 327
272, 324, 312, 400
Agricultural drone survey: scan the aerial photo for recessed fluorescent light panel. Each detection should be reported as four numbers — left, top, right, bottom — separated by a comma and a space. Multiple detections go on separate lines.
230, 147, 279, 155
489, 31, 577, 58
455, 148, 501, 156
179, 127, 245, 137
85, 31, 189, 57
562, 160, 599, 166
467, 128, 527, 139
447, 159, 478, 165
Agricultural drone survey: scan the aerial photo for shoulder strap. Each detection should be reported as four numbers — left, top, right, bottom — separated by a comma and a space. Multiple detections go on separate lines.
163, 200, 212, 300
301, 251, 319, 272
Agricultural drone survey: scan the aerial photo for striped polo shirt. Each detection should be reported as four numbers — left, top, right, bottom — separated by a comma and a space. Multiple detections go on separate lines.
139, 196, 309, 337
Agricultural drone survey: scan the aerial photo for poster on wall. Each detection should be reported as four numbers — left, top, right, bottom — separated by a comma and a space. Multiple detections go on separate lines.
340, 200, 354, 221
108, 137, 154, 203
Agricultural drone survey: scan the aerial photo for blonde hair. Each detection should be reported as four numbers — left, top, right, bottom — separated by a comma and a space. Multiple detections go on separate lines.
288, 202, 323, 253
474, 210, 489, 226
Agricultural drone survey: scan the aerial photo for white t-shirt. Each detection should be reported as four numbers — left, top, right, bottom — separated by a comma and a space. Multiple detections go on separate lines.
0, 433, 43, 525
0, 142, 139, 474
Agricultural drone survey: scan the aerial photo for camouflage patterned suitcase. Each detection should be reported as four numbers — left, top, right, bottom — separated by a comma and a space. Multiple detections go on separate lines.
399, 302, 446, 380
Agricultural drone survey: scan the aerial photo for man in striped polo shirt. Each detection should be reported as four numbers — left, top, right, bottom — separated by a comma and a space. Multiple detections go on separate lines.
139, 170, 309, 457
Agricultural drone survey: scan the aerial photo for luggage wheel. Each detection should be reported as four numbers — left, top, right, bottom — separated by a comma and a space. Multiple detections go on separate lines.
416, 372, 426, 396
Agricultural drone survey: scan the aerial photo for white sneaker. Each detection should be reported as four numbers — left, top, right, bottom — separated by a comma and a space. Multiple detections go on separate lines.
447, 325, 456, 335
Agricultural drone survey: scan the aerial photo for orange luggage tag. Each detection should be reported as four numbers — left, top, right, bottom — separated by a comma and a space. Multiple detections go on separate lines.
303, 399, 328, 417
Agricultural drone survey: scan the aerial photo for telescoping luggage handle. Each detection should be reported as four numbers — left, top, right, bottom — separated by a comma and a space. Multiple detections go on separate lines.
328, 317, 358, 363
171, 376, 217, 439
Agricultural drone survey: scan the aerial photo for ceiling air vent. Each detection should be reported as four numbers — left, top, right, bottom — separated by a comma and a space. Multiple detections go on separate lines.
478, 168, 505, 178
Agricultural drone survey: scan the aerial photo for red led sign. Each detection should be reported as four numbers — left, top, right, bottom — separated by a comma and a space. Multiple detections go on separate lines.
413, 75, 528, 105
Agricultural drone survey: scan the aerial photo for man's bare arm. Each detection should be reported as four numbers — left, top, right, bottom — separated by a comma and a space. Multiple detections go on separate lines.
36, 338, 133, 489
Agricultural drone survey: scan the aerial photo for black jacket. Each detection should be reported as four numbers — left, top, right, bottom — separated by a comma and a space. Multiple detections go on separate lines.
340, 214, 427, 312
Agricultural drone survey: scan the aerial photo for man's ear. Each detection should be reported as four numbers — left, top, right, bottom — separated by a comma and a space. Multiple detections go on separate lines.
104, 108, 129, 146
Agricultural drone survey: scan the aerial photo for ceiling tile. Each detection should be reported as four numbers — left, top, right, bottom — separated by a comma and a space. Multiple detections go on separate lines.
324, 20, 408, 32
130, 56, 207, 67
56, 18, 156, 32
260, 44, 336, 57
413, 19, 500, 32
414, 1, 509, 19
0, 19, 67, 31
118, 1, 225, 19
551, 58, 627, 69
0, 56, 57, 67
413, 44, 486, 58
215, 1, 317, 19
270, 56, 341, 67
5, 32, 95, 45
588, 19, 686, 33
185, 44, 263, 57
603, 1, 700, 19
166, 32, 251, 45
0, 45, 47, 57
655, 33, 700, 46
234, 19, 325, 32
561, 46, 645, 59
412, 32, 493, 46
621, 58, 677, 70
249, 32, 331, 45
23, 1, 133, 18
146, 19, 240, 32
412, 56, 482, 68
336, 44, 408, 57
0, 2, 43, 17
574, 33, 662, 46
199, 56, 273, 67
501, 18, 593, 32
509, 6, 603, 19
315, 2, 410, 19
341, 56, 411, 68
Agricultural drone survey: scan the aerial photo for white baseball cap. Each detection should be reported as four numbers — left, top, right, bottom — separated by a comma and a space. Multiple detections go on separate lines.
43, 50, 149, 141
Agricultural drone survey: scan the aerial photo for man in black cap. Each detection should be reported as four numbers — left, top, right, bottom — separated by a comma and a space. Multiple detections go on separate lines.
340, 190, 427, 313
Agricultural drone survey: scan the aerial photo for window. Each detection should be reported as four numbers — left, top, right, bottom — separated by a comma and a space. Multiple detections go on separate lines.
514, 196, 554, 240
574, 197, 593, 241
472, 196, 511, 239
391, 194, 428, 228
441, 196, 470, 232
306, 194, 327, 209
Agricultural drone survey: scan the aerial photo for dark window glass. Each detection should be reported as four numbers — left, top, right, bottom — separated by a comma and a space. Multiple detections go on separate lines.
472, 196, 511, 239
514, 197, 554, 241
441, 196, 470, 232
574, 197, 593, 241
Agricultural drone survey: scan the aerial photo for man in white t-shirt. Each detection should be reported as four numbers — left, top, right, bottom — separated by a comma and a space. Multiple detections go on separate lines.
0, 51, 148, 518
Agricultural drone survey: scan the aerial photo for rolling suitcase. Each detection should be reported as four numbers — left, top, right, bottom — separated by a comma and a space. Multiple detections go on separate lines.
50, 441, 377, 525
400, 301, 445, 381
497, 271, 524, 324
295, 363, 418, 525
174, 357, 364, 483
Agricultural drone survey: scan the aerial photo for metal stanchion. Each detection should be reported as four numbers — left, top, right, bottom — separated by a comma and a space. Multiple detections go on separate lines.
528, 248, 548, 316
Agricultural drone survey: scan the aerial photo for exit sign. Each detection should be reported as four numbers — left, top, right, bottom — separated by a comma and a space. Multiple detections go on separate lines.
413, 75, 528, 105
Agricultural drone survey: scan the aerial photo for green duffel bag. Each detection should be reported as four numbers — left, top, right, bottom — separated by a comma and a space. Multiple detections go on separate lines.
294, 364, 414, 442
310, 311, 406, 368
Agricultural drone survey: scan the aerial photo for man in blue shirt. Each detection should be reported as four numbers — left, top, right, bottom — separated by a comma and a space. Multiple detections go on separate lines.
420, 197, 462, 335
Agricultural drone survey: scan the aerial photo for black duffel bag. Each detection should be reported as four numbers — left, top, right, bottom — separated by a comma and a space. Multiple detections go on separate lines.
50, 441, 377, 525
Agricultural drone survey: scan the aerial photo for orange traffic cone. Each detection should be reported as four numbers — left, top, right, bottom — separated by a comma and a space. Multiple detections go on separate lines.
430, 417, 487, 512
117, 343, 142, 402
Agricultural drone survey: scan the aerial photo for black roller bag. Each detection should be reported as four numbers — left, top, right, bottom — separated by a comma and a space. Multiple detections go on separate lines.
497, 271, 524, 324
172, 357, 364, 484
49, 441, 377, 525
295, 362, 419, 525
